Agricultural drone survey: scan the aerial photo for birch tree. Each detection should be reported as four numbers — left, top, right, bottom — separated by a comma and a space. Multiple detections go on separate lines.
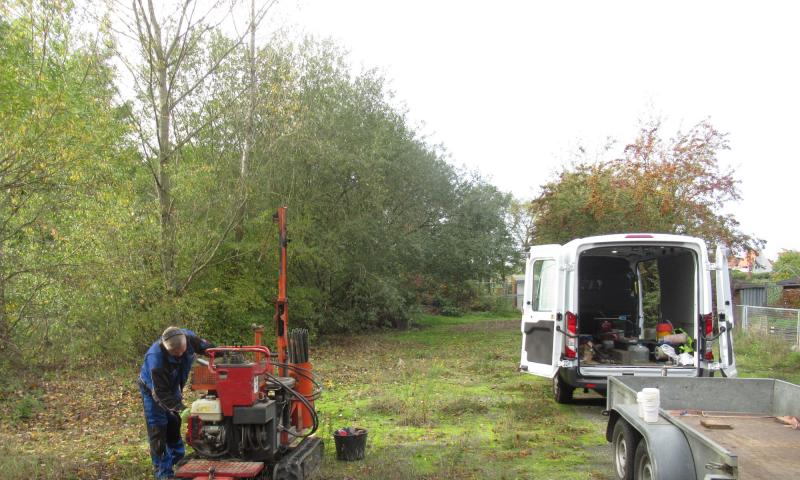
115, 0, 272, 297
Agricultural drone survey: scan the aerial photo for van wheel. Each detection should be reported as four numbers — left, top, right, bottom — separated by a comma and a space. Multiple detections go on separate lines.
633, 439, 653, 480
612, 419, 638, 480
553, 374, 574, 403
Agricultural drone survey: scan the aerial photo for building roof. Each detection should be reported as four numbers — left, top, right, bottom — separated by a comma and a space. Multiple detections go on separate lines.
728, 250, 773, 273
732, 282, 768, 290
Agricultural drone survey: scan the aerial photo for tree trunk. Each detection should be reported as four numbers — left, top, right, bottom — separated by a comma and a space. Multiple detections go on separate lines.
157, 66, 177, 293
147, 0, 178, 294
235, 0, 257, 242
0, 242, 8, 350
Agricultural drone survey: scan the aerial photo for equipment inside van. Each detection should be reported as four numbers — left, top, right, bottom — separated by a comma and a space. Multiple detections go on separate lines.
518, 234, 736, 403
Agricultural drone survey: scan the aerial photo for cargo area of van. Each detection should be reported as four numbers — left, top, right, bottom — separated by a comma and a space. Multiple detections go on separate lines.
519, 233, 736, 403
576, 244, 697, 368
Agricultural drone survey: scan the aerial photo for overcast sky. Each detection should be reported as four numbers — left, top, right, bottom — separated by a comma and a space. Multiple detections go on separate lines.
267, 0, 798, 259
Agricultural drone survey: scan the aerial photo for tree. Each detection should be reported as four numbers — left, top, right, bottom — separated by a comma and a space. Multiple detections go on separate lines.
234, 0, 258, 242
529, 120, 761, 252
205, 38, 522, 331
0, 1, 126, 360
772, 250, 800, 281
508, 198, 536, 254
113, 0, 273, 301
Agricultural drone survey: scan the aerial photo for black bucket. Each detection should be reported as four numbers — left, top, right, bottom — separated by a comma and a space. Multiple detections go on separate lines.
333, 428, 368, 461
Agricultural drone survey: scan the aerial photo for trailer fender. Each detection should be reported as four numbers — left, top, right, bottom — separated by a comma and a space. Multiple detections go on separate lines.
622, 411, 696, 480
605, 410, 621, 442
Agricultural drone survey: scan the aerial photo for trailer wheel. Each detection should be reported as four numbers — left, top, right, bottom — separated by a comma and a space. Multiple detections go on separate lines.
633, 439, 654, 480
553, 374, 574, 404
611, 419, 638, 480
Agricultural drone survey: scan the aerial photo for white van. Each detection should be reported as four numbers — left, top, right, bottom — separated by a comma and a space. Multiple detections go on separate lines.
518, 233, 737, 403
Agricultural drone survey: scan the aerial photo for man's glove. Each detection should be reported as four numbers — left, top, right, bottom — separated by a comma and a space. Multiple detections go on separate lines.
180, 407, 190, 423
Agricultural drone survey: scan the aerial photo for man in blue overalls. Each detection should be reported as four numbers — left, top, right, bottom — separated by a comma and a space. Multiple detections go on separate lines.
138, 326, 214, 479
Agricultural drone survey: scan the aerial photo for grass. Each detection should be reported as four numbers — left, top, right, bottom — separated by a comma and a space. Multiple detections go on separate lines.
309, 322, 800, 480
0, 446, 80, 479
4, 313, 794, 479
732, 330, 800, 384
0, 312, 611, 479
312, 313, 609, 480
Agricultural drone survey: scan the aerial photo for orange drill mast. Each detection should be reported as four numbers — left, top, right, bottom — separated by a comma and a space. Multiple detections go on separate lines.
273, 206, 289, 372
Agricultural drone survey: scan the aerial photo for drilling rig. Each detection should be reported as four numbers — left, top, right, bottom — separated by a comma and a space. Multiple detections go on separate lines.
175, 207, 323, 480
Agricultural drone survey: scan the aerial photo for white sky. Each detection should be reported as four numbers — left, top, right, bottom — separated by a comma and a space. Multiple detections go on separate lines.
231, 1, 798, 259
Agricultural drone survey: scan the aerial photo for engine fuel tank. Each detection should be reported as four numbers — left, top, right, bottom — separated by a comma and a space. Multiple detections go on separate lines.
191, 397, 223, 422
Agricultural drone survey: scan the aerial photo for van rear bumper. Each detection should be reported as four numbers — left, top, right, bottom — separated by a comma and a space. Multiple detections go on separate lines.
559, 367, 608, 393
561, 364, 706, 392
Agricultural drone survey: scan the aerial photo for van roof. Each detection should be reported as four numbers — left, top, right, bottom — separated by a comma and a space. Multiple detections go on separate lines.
562, 233, 707, 249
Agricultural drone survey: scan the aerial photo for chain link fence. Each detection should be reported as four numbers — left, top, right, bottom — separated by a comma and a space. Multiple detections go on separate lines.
736, 305, 800, 349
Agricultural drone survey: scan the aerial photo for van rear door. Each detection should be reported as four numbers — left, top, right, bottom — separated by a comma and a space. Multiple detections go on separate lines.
715, 245, 738, 377
520, 245, 562, 378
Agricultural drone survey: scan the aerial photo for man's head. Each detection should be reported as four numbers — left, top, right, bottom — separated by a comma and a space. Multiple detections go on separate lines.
161, 326, 187, 357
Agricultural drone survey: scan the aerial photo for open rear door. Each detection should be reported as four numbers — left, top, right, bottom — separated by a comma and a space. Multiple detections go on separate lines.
715, 245, 737, 377
519, 244, 562, 378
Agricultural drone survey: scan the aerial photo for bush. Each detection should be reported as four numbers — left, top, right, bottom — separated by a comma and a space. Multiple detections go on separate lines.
440, 301, 463, 317
468, 293, 494, 312
488, 297, 520, 316
335, 276, 412, 331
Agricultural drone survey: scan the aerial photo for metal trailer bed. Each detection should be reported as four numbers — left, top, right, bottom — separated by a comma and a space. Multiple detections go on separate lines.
606, 376, 800, 480
670, 412, 797, 478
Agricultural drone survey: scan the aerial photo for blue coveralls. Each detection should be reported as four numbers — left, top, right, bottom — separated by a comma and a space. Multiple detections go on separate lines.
138, 329, 212, 479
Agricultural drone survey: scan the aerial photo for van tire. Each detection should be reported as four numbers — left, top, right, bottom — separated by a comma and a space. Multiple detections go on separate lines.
612, 419, 638, 480
633, 438, 653, 480
553, 374, 574, 403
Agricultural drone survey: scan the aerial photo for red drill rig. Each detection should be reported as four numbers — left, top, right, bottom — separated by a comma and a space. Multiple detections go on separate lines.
175, 207, 323, 480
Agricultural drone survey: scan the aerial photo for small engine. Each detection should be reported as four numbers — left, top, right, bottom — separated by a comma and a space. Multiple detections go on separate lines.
187, 396, 228, 457
187, 395, 287, 461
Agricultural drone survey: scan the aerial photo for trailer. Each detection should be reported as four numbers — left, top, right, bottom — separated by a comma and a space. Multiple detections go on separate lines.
605, 376, 800, 480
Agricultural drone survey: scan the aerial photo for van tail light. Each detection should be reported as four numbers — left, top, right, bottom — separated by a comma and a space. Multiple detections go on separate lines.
703, 313, 714, 360
567, 311, 578, 333
565, 311, 578, 359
